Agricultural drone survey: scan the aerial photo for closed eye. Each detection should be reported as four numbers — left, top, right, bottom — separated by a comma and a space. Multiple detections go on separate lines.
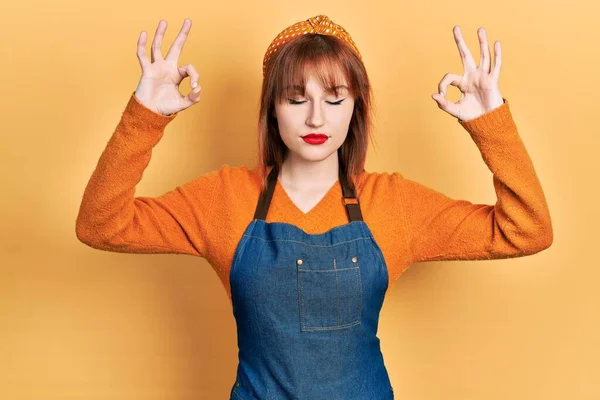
288, 99, 345, 105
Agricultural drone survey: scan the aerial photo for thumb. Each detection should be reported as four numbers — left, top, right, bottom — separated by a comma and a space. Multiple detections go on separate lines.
432, 93, 459, 118
179, 85, 202, 111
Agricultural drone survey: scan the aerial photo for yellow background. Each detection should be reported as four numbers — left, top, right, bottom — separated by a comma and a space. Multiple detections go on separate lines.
2, 0, 598, 398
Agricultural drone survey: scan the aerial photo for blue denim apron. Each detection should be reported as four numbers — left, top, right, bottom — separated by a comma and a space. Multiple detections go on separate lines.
229, 165, 394, 399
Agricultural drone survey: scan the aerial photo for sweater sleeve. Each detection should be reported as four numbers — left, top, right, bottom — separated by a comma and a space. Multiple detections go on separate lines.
398, 99, 553, 264
75, 92, 219, 257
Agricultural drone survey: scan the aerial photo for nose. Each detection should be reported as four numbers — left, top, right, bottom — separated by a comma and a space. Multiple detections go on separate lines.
305, 101, 325, 128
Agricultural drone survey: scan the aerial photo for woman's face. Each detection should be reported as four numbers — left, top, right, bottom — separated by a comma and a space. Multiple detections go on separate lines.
274, 74, 355, 164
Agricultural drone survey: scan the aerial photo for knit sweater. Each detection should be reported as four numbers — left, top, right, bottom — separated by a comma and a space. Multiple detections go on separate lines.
75, 93, 553, 302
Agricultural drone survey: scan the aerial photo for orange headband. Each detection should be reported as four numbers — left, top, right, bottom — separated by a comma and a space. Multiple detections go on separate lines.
262, 15, 362, 77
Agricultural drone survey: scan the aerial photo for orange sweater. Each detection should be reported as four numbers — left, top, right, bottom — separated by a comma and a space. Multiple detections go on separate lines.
76, 93, 553, 302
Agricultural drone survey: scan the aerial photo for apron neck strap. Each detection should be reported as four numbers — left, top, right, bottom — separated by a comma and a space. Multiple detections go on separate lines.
253, 164, 363, 222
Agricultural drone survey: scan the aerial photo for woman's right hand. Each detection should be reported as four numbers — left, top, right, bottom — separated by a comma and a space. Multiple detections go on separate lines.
134, 18, 201, 116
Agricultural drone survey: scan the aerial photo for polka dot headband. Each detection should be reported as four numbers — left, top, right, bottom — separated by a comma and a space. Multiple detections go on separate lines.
262, 15, 362, 77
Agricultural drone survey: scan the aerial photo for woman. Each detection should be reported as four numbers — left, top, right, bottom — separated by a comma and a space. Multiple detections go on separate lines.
76, 15, 553, 399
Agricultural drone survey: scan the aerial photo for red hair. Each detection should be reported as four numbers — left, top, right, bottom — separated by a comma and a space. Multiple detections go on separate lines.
257, 33, 375, 193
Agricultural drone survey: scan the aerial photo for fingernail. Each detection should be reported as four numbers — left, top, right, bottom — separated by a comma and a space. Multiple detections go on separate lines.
192, 81, 197, 88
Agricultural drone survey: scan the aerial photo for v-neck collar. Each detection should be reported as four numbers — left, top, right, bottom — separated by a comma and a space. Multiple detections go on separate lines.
275, 177, 341, 217
253, 164, 364, 223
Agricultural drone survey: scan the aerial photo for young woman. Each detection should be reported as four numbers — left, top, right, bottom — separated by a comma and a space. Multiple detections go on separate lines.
76, 15, 553, 400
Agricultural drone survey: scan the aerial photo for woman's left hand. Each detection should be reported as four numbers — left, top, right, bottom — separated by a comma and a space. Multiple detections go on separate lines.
432, 26, 504, 121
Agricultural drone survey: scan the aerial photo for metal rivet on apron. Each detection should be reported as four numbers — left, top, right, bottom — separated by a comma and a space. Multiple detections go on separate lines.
297, 259, 303, 265
235, 381, 240, 387
352, 257, 358, 263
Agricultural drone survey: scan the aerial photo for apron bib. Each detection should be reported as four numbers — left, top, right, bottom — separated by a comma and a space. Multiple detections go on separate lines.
229, 165, 394, 400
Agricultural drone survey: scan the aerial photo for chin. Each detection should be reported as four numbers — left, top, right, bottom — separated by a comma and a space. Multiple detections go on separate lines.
293, 148, 338, 163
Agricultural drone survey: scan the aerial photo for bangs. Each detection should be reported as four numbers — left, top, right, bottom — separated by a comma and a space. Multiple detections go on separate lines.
275, 59, 351, 103
268, 34, 359, 103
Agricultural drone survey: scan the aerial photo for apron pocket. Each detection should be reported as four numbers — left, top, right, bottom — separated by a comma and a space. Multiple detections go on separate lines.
297, 256, 363, 332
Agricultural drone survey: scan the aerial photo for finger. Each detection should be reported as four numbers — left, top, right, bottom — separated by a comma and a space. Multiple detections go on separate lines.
151, 20, 167, 63
137, 31, 150, 70
437, 73, 463, 96
177, 64, 200, 89
453, 26, 477, 70
478, 27, 491, 74
431, 93, 460, 117
492, 41, 502, 80
180, 85, 202, 110
166, 18, 192, 62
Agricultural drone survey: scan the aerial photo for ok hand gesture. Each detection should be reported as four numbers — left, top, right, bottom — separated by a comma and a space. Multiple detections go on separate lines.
432, 26, 504, 121
134, 18, 201, 116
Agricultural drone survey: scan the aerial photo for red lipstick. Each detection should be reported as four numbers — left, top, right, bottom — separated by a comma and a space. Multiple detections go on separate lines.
302, 133, 329, 145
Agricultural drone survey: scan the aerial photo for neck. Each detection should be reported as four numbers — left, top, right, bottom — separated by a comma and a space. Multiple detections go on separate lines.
279, 152, 340, 191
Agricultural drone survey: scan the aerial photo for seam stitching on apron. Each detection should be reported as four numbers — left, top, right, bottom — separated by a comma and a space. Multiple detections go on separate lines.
241, 236, 371, 247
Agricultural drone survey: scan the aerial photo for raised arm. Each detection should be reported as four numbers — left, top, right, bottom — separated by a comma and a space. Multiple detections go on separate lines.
399, 101, 553, 263
401, 26, 552, 263
75, 18, 216, 256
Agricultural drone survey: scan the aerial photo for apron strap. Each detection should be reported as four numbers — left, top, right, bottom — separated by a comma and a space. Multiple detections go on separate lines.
253, 166, 279, 220
339, 163, 364, 222
254, 164, 363, 222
